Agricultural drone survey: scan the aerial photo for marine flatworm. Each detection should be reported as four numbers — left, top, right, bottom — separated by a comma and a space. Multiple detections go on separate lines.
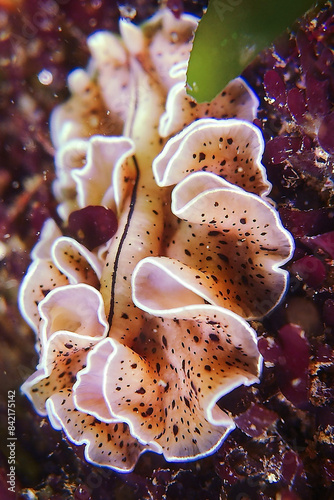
20, 9, 294, 472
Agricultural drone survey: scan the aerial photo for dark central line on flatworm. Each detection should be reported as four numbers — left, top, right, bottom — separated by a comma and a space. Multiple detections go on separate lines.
108, 155, 140, 327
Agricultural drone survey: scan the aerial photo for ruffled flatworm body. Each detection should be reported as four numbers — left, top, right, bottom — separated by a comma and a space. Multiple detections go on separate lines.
19, 9, 294, 472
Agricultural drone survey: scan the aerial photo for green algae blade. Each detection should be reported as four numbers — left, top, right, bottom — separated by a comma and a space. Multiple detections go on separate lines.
186, 0, 321, 103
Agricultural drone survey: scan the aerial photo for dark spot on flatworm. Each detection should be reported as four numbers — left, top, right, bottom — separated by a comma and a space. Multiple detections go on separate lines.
240, 218, 246, 224
121, 313, 129, 319
173, 424, 179, 436
140, 332, 146, 343
135, 387, 146, 394
199, 152, 206, 162
204, 365, 211, 371
218, 254, 229, 263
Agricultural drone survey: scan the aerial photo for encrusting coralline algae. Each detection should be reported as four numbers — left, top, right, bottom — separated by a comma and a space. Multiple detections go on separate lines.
19, 9, 293, 471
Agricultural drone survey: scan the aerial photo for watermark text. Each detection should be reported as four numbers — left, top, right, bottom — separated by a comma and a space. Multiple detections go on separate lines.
7, 390, 16, 494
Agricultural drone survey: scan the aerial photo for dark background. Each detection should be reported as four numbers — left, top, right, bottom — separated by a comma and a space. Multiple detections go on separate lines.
0, 1, 333, 498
